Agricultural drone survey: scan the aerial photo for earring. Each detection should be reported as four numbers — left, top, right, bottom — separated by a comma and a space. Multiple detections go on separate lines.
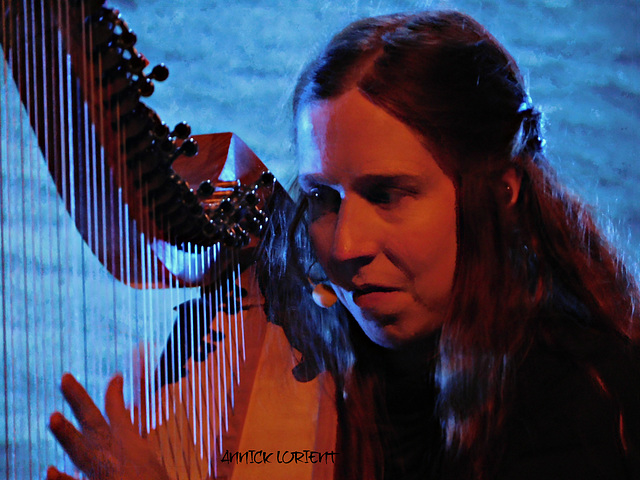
311, 282, 338, 309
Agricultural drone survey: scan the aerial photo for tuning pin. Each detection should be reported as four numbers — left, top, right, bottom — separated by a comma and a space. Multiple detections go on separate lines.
236, 227, 250, 247
251, 208, 268, 226
207, 215, 226, 229
178, 137, 198, 157
182, 188, 200, 206
117, 27, 137, 48
128, 54, 147, 74
197, 180, 215, 198
259, 171, 275, 187
153, 121, 170, 138
138, 77, 154, 97
164, 137, 198, 166
243, 190, 258, 206
177, 184, 197, 208
223, 225, 249, 247
159, 137, 176, 153
223, 227, 237, 246
171, 122, 191, 139
218, 199, 234, 216
245, 215, 263, 235
149, 64, 169, 82
202, 220, 221, 238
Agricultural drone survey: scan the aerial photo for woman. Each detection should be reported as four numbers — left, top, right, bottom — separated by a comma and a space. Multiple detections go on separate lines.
48, 10, 640, 480
263, 9, 640, 479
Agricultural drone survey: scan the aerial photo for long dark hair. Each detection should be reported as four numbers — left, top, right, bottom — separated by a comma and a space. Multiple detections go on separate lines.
261, 10, 640, 479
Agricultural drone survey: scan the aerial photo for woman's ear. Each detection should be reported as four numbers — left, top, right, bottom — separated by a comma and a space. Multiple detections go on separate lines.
502, 167, 522, 207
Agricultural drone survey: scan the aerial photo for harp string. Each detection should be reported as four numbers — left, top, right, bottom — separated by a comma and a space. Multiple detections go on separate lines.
195, 245, 205, 470
5, 2, 26, 476
203, 246, 213, 478
0, 2, 8, 475
78, 0, 89, 389
0, 4, 7, 476
57, 7, 70, 441
26, 0, 37, 476
161, 232, 177, 473
35, 0, 49, 470
2, 4, 18, 478
225, 248, 233, 433
214, 243, 224, 458
3, 30, 15, 479
55, 1, 68, 474
25, 6, 37, 469
81, 0, 99, 426
193, 241, 206, 480
224, 248, 233, 417
34, 0, 51, 471
12, 0, 31, 473
92, 0, 116, 395
194, 244, 204, 459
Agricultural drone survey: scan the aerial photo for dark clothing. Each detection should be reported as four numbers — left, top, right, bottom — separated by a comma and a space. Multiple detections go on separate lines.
496, 313, 640, 479
377, 313, 640, 479
379, 357, 440, 480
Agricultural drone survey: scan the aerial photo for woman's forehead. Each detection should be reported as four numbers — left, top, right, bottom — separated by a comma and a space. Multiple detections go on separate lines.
296, 90, 445, 184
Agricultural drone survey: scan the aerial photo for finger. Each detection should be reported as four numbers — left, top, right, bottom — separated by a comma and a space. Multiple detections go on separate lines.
104, 375, 136, 436
46, 466, 78, 480
49, 412, 94, 475
60, 373, 109, 434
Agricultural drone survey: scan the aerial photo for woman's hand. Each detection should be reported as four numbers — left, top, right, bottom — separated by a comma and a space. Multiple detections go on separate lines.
47, 373, 171, 480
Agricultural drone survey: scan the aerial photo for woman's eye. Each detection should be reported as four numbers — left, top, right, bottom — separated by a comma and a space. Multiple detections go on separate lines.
305, 186, 341, 220
364, 187, 407, 207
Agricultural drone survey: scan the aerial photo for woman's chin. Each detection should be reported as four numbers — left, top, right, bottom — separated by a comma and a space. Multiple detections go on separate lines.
337, 290, 446, 349
358, 314, 440, 350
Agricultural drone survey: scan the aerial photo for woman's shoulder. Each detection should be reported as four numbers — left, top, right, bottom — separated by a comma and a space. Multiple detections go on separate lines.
498, 311, 640, 479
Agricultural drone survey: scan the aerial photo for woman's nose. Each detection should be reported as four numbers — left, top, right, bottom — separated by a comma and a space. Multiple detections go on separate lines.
330, 196, 379, 263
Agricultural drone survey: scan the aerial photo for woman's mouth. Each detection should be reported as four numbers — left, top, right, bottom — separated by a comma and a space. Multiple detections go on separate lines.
351, 285, 403, 310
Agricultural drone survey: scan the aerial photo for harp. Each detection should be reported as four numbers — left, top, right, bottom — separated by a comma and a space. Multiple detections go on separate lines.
0, 1, 336, 479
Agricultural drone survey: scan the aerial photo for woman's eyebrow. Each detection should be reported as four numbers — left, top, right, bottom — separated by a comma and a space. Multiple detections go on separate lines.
297, 173, 329, 190
352, 173, 423, 191
298, 173, 424, 191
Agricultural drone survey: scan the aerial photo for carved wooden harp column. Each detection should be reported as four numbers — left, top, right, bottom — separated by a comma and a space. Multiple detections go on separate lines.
0, 1, 336, 479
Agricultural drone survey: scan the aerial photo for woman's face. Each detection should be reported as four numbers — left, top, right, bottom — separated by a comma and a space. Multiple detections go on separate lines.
297, 90, 457, 349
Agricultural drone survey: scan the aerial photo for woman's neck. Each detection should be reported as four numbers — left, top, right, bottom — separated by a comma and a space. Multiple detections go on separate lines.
377, 331, 440, 378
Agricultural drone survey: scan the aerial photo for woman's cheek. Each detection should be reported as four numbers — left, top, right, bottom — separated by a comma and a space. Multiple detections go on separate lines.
308, 218, 335, 269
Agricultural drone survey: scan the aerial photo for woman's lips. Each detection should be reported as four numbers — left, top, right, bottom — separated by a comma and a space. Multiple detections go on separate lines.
351, 285, 402, 310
